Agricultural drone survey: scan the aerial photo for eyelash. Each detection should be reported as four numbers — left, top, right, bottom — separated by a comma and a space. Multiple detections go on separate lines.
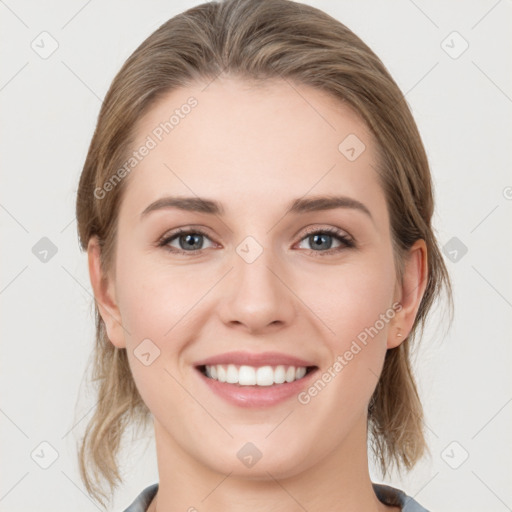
157, 226, 355, 257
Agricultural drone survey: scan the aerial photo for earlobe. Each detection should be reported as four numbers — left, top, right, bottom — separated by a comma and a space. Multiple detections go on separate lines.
388, 239, 428, 349
87, 237, 126, 349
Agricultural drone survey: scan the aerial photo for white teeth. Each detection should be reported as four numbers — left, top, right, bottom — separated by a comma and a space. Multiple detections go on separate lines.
256, 366, 274, 386
217, 365, 226, 383
239, 365, 256, 385
203, 364, 310, 386
226, 364, 238, 384
274, 365, 286, 384
296, 367, 307, 380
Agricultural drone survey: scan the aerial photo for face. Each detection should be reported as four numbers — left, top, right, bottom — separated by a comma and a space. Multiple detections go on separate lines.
90, 77, 423, 479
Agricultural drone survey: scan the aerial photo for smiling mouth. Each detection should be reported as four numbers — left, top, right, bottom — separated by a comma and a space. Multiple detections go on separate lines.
196, 364, 318, 386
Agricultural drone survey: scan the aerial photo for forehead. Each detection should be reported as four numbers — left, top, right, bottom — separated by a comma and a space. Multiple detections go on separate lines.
119, 77, 385, 222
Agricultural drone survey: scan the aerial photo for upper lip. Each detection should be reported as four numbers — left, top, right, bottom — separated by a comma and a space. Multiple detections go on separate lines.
194, 351, 317, 368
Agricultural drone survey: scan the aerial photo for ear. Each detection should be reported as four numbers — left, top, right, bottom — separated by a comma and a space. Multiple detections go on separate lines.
388, 239, 428, 349
87, 236, 126, 348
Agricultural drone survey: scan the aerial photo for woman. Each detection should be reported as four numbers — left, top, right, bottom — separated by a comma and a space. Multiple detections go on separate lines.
75, 0, 452, 510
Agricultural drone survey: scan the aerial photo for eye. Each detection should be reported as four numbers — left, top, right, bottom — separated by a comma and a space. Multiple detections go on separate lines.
158, 226, 355, 256
296, 227, 355, 255
158, 228, 215, 255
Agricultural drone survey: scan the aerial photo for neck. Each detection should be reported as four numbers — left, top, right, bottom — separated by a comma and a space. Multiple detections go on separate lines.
148, 415, 397, 512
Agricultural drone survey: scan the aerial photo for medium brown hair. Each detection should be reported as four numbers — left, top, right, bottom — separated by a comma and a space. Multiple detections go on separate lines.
75, 0, 452, 507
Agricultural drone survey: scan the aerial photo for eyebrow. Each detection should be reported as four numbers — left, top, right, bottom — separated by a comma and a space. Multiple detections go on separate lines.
140, 195, 373, 222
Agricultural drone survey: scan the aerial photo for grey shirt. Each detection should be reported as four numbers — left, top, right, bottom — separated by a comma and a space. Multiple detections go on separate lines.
122, 482, 430, 511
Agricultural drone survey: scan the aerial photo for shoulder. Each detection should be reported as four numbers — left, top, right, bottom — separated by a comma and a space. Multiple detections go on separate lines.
122, 483, 158, 512
372, 482, 431, 511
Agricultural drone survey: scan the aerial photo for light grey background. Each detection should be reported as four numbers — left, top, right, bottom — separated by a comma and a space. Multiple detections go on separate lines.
1, 1, 511, 511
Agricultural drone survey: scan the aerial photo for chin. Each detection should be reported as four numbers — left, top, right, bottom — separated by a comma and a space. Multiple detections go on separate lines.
199, 440, 311, 480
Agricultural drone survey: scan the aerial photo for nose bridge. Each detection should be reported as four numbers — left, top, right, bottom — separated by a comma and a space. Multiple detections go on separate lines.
219, 234, 295, 330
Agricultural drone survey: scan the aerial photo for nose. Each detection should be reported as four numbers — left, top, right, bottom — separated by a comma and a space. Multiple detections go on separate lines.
217, 243, 297, 334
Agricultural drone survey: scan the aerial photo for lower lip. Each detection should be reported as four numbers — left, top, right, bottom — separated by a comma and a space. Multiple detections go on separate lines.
195, 367, 318, 408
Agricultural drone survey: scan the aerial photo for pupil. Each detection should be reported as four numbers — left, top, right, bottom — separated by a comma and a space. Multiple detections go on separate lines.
181, 234, 202, 250
311, 234, 331, 250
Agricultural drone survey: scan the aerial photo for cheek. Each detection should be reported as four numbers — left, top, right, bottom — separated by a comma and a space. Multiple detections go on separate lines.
298, 256, 396, 345
115, 257, 196, 415
114, 245, 188, 338
116, 238, 397, 349
296, 261, 396, 421
114, 251, 207, 402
